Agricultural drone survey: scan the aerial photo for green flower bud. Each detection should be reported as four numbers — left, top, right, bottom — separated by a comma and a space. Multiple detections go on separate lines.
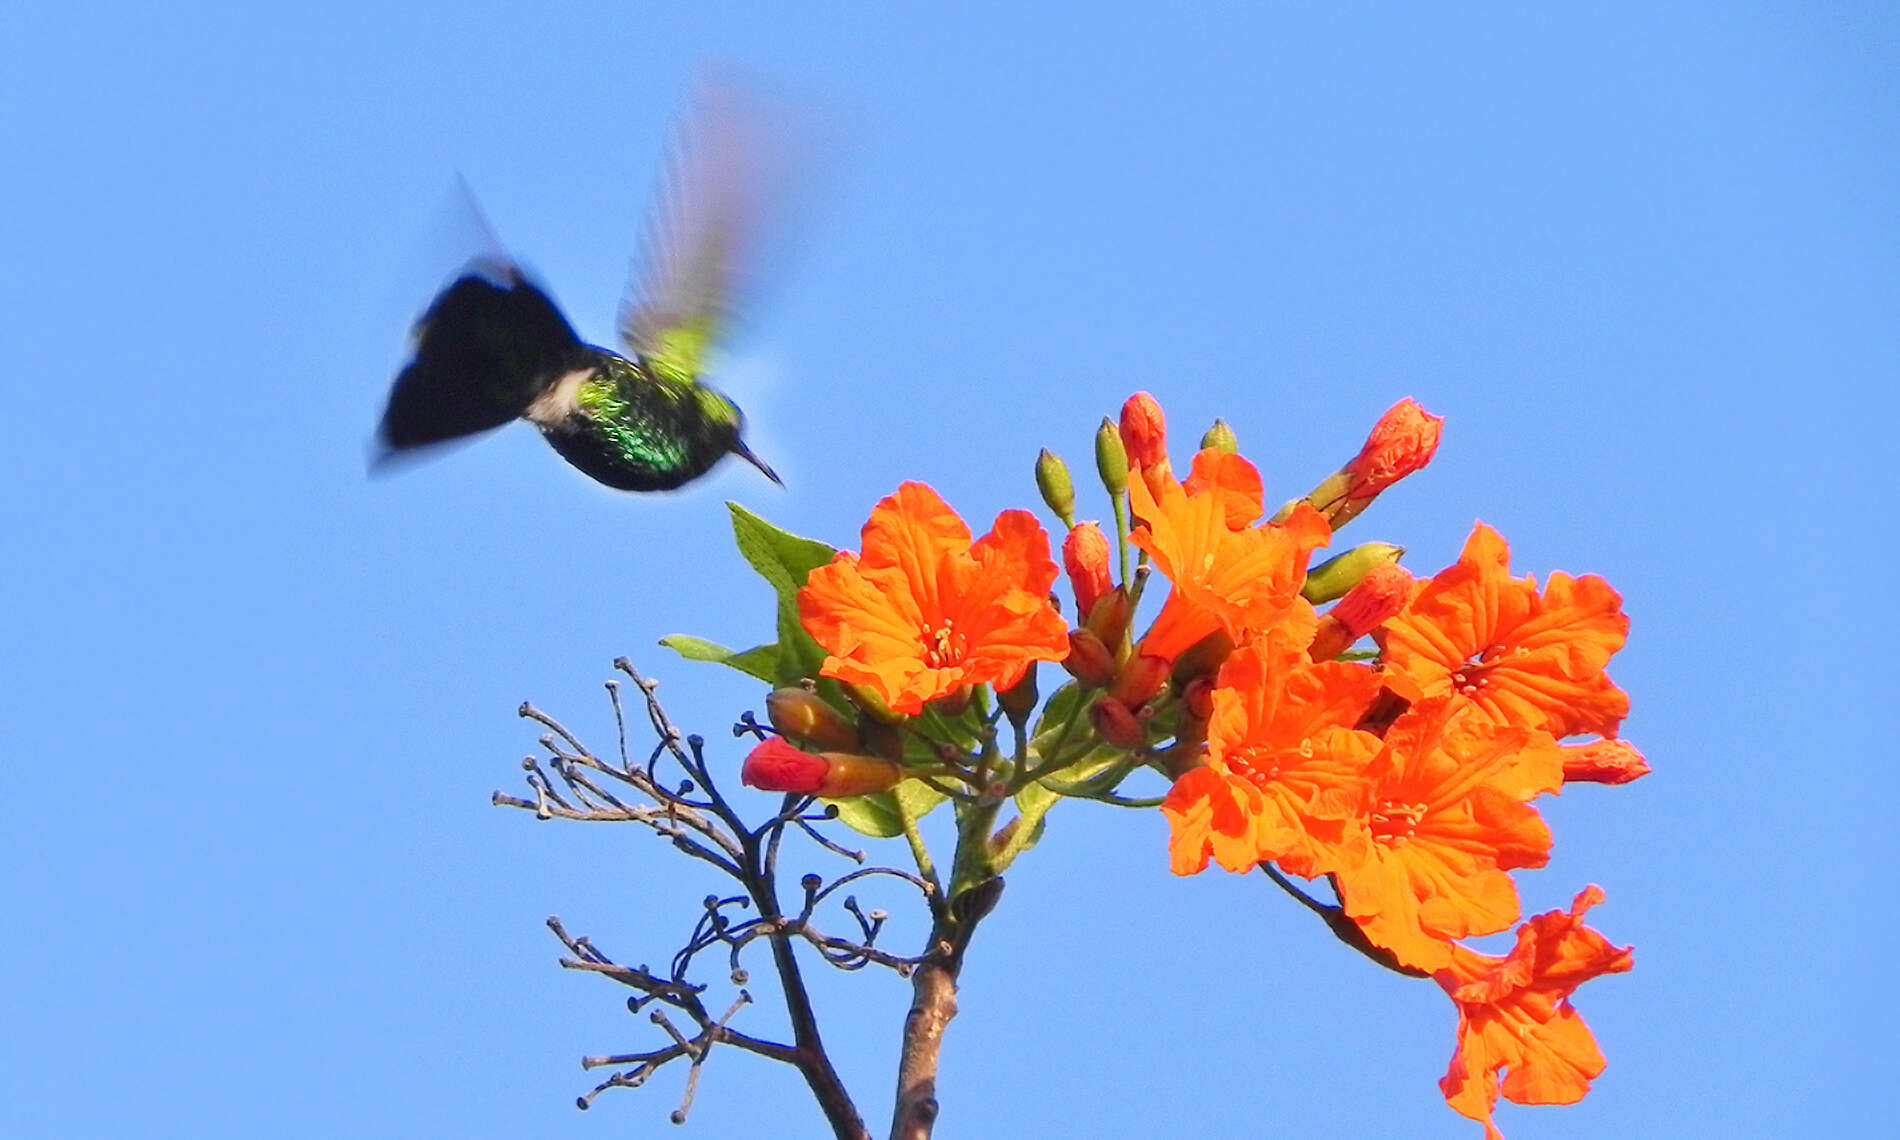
1035, 449, 1076, 526
1200, 418, 1238, 454
1094, 417, 1129, 497
1301, 542, 1405, 604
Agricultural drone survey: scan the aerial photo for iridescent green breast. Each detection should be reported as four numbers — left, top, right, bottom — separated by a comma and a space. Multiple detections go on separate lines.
539, 351, 743, 492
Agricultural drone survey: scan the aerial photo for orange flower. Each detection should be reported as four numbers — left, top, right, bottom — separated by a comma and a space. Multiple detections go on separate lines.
1332, 697, 1563, 971
1379, 523, 1630, 739
1130, 450, 1331, 662
1162, 639, 1382, 876
799, 482, 1070, 715
1436, 886, 1634, 1140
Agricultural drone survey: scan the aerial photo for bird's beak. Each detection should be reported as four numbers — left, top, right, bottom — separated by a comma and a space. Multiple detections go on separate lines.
732, 439, 783, 486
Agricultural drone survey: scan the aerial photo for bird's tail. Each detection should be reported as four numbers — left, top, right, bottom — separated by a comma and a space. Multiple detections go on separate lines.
375, 262, 586, 459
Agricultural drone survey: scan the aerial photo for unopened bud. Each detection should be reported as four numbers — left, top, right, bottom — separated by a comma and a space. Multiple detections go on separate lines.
1062, 522, 1113, 621
1330, 564, 1414, 638
1035, 449, 1076, 526
1306, 399, 1443, 528
1345, 398, 1443, 500
1062, 628, 1115, 688
1084, 585, 1134, 647
1180, 675, 1216, 721
1089, 696, 1146, 750
1200, 418, 1238, 454
1168, 628, 1236, 689
742, 738, 905, 798
1119, 392, 1169, 470
1309, 560, 1414, 666
742, 737, 827, 794
765, 688, 859, 752
1560, 739, 1651, 785
1109, 653, 1170, 709
998, 662, 1039, 723
1094, 417, 1129, 497
1302, 542, 1405, 604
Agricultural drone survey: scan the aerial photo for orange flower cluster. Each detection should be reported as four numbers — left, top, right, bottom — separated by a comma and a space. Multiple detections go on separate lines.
1113, 393, 1641, 1138
784, 393, 1639, 1138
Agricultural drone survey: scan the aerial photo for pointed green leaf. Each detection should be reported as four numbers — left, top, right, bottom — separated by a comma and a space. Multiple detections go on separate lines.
658, 634, 738, 662
825, 778, 949, 839
657, 635, 782, 684
728, 502, 836, 686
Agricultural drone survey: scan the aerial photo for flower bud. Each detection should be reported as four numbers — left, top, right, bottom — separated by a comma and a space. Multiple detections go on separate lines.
1109, 653, 1170, 709
1119, 392, 1169, 470
1179, 675, 1216, 721
1083, 585, 1134, 648
1094, 417, 1129, 497
742, 738, 904, 798
1062, 628, 1115, 688
1330, 564, 1414, 637
1310, 564, 1414, 661
1345, 398, 1443, 501
1200, 418, 1238, 455
1035, 448, 1076, 526
1168, 628, 1236, 689
1305, 399, 1443, 528
1089, 696, 1146, 750
1560, 739, 1651, 785
742, 737, 827, 793
998, 662, 1039, 723
765, 688, 859, 752
1062, 522, 1113, 621
1302, 542, 1406, 604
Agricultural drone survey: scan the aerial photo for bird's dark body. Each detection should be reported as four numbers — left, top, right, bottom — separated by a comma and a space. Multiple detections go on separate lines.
536, 351, 747, 492
374, 87, 785, 493
376, 270, 769, 491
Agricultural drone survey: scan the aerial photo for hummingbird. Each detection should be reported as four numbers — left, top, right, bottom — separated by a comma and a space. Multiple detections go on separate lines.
376, 86, 786, 492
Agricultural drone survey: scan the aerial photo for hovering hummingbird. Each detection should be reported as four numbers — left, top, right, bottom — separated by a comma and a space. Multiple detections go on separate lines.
376, 86, 787, 492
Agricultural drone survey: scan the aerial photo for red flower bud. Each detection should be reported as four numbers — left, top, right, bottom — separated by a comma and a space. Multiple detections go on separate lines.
1084, 586, 1134, 647
742, 737, 830, 794
1332, 564, 1415, 639
1180, 675, 1216, 721
1119, 392, 1169, 470
1560, 739, 1651, 785
1089, 696, 1146, 749
1344, 398, 1443, 501
1062, 628, 1115, 688
1062, 522, 1113, 621
1109, 653, 1171, 709
741, 737, 904, 798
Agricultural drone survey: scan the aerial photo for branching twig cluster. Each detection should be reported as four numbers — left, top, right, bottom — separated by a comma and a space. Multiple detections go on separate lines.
493, 658, 935, 1137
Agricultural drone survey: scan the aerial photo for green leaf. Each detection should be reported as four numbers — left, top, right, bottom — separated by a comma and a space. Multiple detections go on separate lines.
657, 635, 782, 684
727, 502, 837, 686
826, 778, 949, 839
1033, 680, 1084, 738
658, 634, 736, 661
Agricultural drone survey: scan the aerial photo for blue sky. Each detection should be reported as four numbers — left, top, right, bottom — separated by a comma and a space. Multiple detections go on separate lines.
3, 3, 1893, 1137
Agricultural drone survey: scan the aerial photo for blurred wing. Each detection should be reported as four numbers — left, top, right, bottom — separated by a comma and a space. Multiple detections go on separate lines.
617, 76, 802, 386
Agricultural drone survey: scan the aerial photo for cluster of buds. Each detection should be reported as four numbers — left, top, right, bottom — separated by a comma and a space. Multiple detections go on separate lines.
741, 686, 906, 798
